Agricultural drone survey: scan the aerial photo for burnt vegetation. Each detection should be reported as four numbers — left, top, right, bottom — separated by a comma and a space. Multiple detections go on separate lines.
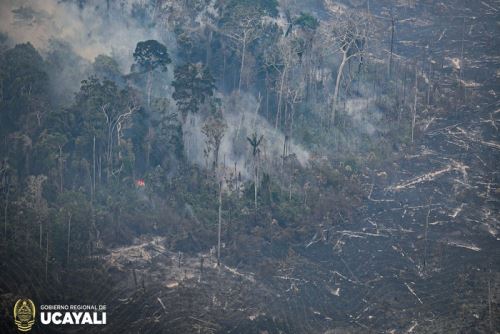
0, 0, 499, 333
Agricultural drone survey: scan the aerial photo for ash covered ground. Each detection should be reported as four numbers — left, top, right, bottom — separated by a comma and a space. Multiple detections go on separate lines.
0, 0, 498, 333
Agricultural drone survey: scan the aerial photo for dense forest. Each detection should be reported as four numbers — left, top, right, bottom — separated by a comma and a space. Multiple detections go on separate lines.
0, 0, 498, 333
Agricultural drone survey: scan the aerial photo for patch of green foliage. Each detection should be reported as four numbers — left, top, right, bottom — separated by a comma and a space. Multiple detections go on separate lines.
294, 12, 319, 30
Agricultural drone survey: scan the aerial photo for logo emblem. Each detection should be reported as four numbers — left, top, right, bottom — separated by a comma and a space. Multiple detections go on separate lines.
13, 299, 36, 332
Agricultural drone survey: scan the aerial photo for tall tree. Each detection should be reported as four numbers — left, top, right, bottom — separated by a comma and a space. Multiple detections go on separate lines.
132, 40, 171, 106
0, 43, 49, 135
218, 0, 278, 93
1, 162, 13, 242
172, 63, 215, 121
21, 175, 48, 249
54, 191, 93, 263
202, 106, 227, 171
292, 12, 319, 101
247, 132, 264, 212
324, 11, 366, 125
133, 40, 171, 73
73, 77, 139, 182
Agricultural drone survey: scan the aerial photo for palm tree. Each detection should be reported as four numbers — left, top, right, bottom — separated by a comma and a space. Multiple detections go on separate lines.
247, 133, 264, 212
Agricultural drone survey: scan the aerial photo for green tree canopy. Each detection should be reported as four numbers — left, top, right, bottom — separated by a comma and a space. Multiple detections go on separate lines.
172, 63, 215, 120
0, 43, 49, 133
294, 12, 319, 30
220, 0, 279, 19
132, 40, 171, 73
93, 55, 122, 81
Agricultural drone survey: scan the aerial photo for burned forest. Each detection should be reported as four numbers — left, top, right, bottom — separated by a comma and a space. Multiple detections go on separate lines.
0, 0, 499, 333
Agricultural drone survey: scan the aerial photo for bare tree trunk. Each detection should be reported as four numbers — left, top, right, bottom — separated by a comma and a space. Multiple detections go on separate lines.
132, 268, 138, 289
214, 140, 222, 171
423, 204, 431, 272
92, 136, 96, 198
4, 185, 8, 243
254, 162, 258, 213
458, 17, 466, 107
276, 66, 287, 129
459, 17, 465, 83
206, 29, 213, 65
389, 17, 395, 77
332, 51, 348, 125
488, 269, 493, 332
107, 124, 113, 181
146, 127, 152, 170
199, 256, 204, 282
59, 145, 64, 194
45, 230, 49, 281
238, 36, 247, 94
222, 45, 227, 90
427, 61, 432, 107
66, 213, 72, 267
217, 181, 222, 267
265, 73, 270, 120
411, 66, 418, 143
25, 219, 28, 250
39, 219, 42, 249
147, 71, 152, 107
401, 67, 407, 120
98, 155, 102, 185
282, 135, 287, 170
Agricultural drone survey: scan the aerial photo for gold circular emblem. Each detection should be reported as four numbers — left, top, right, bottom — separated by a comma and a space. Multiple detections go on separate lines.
13, 299, 36, 332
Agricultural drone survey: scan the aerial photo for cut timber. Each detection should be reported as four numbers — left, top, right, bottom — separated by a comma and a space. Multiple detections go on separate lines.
388, 160, 469, 191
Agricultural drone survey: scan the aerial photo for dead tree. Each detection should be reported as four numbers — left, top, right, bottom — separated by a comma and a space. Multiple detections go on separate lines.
388, 13, 397, 77
273, 38, 297, 129
45, 229, 49, 281
58, 145, 65, 194
222, 10, 262, 94
66, 212, 72, 267
23, 175, 48, 249
101, 101, 139, 178
202, 114, 227, 171
323, 10, 367, 125
217, 180, 222, 267
1, 164, 10, 242
412, 66, 418, 143
423, 203, 431, 272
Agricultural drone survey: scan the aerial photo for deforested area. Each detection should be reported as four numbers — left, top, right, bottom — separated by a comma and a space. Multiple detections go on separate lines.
0, 0, 498, 333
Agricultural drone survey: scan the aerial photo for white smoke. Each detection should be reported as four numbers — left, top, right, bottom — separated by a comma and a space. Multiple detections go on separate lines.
345, 97, 380, 136
1, 0, 311, 176
0, 0, 179, 105
183, 93, 310, 180
0, 0, 172, 71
